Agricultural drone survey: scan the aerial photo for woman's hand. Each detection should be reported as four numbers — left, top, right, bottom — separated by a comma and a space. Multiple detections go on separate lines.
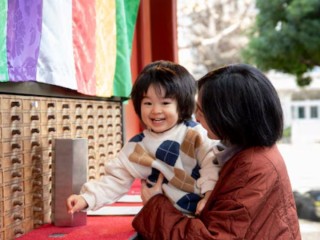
141, 174, 164, 204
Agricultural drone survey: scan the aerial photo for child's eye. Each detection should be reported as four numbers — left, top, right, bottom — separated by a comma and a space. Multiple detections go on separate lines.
143, 101, 152, 106
162, 99, 174, 105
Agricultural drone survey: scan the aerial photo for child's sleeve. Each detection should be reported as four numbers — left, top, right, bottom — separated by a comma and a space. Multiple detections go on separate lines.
80, 148, 136, 211
195, 126, 220, 195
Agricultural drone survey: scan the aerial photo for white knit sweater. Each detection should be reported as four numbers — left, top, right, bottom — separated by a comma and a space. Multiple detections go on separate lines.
81, 120, 220, 214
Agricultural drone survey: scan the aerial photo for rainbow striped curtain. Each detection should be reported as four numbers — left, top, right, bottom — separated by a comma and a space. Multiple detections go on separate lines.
0, 0, 140, 98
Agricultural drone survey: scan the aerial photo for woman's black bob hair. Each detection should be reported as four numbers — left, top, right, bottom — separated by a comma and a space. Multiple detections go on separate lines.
131, 60, 196, 123
197, 63, 283, 147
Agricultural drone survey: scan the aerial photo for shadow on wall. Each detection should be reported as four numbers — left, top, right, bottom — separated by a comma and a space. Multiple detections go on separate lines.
294, 190, 320, 222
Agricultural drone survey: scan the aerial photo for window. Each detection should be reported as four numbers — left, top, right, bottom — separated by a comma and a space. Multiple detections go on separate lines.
310, 106, 318, 119
298, 106, 305, 119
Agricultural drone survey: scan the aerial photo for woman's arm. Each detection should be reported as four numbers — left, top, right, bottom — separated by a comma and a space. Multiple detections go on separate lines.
133, 194, 214, 240
132, 193, 251, 240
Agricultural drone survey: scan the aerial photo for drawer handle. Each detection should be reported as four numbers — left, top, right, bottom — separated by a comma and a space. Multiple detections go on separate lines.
11, 143, 21, 150
11, 115, 21, 121
14, 229, 24, 235
33, 206, 42, 212
11, 129, 21, 135
33, 180, 42, 186
11, 157, 21, 164
13, 214, 23, 221
11, 101, 21, 107
31, 141, 40, 147
48, 127, 56, 132
31, 128, 40, 133
12, 172, 22, 178
31, 115, 40, 120
32, 155, 41, 160
12, 185, 22, 192
33, 193, 42, 199
13, 200, 23, 206
32, 167, 41, 174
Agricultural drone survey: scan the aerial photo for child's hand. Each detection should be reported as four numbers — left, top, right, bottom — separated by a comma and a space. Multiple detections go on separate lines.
140, 174, 164, 204
195, 197, 208, 216
66, 194, 88, 214
195, 190, 212, 215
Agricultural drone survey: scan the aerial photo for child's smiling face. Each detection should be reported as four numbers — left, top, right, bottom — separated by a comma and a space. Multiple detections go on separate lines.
141, 84, 179, 133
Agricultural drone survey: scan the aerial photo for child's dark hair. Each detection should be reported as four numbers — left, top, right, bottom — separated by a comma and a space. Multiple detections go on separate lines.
131, 60, 196, 123
198, 64, 283, 147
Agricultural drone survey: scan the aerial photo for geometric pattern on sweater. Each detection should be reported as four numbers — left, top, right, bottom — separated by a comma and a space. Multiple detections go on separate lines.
155, 140, 180, 166
169, 168, 198, 193
184, 120, 197, 127
127, 120, 212, 213
129, 144, 198, 194
147, 168, 168, 187
129, 144, 154, 167
129, 132, 145, 142
191, 163, 200, 180
181, 129, 202, 159
176, 192, 201, 213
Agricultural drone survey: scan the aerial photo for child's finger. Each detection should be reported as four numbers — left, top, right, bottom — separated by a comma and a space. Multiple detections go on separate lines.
155, 173, 164, 187
141, 179, 147, 187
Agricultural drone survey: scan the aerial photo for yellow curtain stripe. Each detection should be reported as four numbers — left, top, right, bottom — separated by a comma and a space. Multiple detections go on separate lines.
96, 0, 117, 97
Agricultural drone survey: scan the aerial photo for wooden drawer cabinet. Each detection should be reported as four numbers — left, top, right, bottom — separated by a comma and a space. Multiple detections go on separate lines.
0, 94, 123, 239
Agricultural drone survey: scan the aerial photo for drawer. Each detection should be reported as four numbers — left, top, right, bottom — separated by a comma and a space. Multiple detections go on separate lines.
3, 218, 32, 240
1, 167, 24, 184
33, 185, 52, 202
33, 211, 52, 226
0, 112, 23, 127
1, 98, 22, 111
39, 125, 57, 139
2, 181, 24, 200
24, 206, 33, 219
0, 140, 23, 156
23, 136, 41, 152
33, 198, 52, 214
23, 112, 41, 125
22, 98, 41, 112
24, 193, 33, 207
40, 111, 57, 125
0, 126, 22, 140
3, 207, 25, 227
1, 154, 24, 169
24, 174, 52, 194
40, 99, 56, 111
40, 150, 53, 162
1, 196, 24, 214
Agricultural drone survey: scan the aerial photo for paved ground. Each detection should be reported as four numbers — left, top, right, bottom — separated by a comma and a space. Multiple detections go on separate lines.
279, 144, 320, 239
299, 220, 320, 239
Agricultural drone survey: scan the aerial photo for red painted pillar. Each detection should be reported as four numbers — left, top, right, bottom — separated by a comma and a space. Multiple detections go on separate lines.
150, 0, 178, 62
124, 0, 178, 140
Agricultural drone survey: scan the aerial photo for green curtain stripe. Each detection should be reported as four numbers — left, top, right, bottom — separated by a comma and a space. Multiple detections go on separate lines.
0, 0, 8, 82
114, 0, 140, 98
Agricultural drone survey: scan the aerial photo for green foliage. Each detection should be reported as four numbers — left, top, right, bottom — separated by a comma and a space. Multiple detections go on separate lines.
242, 0, 320, 86
282, 126, 291, 143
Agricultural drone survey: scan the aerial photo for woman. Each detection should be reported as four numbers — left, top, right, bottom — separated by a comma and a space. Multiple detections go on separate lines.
132, 64, 301, 239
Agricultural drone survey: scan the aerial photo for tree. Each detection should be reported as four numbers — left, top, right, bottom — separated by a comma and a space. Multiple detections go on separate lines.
242, 0, 320, 86
178, 0, 256, 78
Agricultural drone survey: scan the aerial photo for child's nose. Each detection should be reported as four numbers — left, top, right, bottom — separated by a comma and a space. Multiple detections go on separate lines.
152, 105, 162, 114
